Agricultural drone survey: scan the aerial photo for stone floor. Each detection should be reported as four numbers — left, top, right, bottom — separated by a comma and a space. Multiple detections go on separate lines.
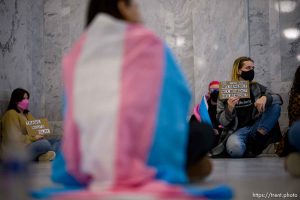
6, 157, 300, 200
200, 157, 300, 199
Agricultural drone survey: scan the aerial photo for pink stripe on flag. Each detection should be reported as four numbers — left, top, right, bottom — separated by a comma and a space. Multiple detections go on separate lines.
114, 24, 164, 186
193, 104, 201, 121
62, 33, 90, 183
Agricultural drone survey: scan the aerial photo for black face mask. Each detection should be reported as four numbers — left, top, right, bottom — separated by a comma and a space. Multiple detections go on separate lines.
240, 69, 254, 81
210, 90, 219, 102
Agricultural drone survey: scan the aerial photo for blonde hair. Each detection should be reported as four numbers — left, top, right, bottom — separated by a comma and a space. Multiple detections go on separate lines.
231, 56, 254, 81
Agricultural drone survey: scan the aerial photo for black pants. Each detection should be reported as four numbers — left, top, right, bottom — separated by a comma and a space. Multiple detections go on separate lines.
186, 120, 214, 168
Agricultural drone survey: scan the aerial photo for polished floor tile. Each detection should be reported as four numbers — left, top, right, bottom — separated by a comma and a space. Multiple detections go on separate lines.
25, 157, 300, 199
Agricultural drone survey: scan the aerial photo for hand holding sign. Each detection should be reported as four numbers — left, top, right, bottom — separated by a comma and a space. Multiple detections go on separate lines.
34, 134, 44, 140
227, 96, 240, 112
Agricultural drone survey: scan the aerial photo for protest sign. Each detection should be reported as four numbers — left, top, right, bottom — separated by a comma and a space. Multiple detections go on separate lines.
26, 118, 51, 136
219, 81, 250, 99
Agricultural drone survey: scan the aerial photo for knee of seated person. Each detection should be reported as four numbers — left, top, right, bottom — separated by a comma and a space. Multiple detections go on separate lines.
34, 139, 52, 151
269, 103, 281, 112
226, 135, 245, 158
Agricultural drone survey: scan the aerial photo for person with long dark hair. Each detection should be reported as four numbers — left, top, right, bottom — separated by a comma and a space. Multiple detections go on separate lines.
285, 66, 300, 177
1, 88, 55, 161
41, 0, 234, 199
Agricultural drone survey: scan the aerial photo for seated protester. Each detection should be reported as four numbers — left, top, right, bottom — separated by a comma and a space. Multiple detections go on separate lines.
286, 121, 300, 177
284, 65, 300, 177
40, 1, 234, 199
207, 81, 224, 139
0, 88, 55, 161
217, 57, 282, 158
190, 80, 223, 147
277, 66, 300, 157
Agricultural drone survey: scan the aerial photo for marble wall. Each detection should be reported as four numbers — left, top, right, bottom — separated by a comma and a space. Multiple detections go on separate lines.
192, 0, 250, 103
139, 0, 195, 106
0, 0, 86, 135
140, 0, 250, 108
0, 0, 44, 118
247, 0, 300, 129
42, 0, 86, 134
278, 0, 300, 129
1, 0, 299, 132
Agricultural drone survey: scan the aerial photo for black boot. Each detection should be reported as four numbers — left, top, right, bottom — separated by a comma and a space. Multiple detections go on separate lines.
186, 122, 214, 166
247, 132, 269, 156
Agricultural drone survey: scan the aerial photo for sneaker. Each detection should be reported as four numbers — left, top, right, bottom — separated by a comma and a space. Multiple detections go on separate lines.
187, 156, 212, 181
38, 151, 56, 162
285, 152, 300, 177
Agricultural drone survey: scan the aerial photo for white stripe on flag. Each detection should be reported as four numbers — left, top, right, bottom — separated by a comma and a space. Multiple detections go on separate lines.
74, 14, 126, 189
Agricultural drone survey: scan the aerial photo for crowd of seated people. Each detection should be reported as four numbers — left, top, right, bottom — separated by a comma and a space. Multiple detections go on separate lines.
191, 59, 299, 177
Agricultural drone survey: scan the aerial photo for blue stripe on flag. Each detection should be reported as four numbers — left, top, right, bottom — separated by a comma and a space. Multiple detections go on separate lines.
147, 45, 191, 184
198, 96, 212, 126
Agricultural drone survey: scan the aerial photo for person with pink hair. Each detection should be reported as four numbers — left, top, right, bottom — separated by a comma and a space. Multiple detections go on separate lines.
190, 80, 223, 147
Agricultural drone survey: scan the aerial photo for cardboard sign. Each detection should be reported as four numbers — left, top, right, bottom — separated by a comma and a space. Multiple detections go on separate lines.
219, 81, 250, 99
26, 118, 51, 136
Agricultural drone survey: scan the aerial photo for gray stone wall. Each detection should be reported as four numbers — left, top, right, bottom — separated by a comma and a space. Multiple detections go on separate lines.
139, 0, 195, 106
1, 0, 299, 132
0, 0, 86, 135
0, 0, 44, 118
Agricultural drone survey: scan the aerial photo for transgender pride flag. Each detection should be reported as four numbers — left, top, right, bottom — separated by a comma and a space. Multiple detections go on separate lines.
32, 14, 232, 200
193, 96, 213, 126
